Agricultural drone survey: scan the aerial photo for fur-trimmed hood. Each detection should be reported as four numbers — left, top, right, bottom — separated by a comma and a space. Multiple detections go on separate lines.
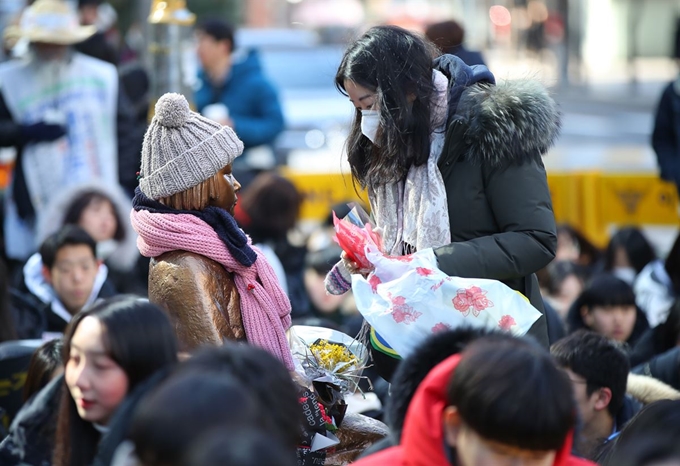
627, 373, 680, 405
434, 54, 561, 167
36, 182, 139, 271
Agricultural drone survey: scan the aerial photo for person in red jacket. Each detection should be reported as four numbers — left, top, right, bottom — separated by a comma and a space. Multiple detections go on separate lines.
354, 336, 596, 466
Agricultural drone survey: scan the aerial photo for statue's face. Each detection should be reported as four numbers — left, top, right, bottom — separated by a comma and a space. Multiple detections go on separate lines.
209, 163, 241, 215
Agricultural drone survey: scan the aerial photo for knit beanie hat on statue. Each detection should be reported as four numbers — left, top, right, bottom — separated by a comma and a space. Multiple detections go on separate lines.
139, 93, 244, 200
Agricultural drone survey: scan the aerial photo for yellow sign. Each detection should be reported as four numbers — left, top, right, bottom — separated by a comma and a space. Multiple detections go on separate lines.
283, 169, 680, 248
281, 170, 369, 222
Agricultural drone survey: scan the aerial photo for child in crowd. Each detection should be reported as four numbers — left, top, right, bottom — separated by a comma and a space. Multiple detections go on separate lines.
566, 274, 649, 346
11, 225, 117, 339
602, 227, 656, 285
36, 183, 145, 294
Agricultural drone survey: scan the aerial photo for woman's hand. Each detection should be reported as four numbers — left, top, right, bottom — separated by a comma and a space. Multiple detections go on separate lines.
341, 251, 374, 277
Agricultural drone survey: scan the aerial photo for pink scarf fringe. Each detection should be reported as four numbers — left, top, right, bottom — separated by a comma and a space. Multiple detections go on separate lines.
130, 208, 294, 370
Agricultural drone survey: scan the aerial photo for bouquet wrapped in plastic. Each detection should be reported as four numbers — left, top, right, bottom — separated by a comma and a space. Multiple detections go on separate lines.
289, 326, 371, 462
332, 203, 382, 271
332, 206, 542, 359
289, 325, 369, 402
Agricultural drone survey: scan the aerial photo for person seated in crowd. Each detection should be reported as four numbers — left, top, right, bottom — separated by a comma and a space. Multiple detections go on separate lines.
10, 225, 117, 339
130, 371, 293, 466
566, 274, 648, 347
233, 171, 304, 299
0, 297, 178, 466
634, 230, 680, 328
554, 224, 601, 268
542, 260, 587, 321
354, 336, 595, 466
597, 400, 680, 465
601, 227, 656, 285
629, 299, 680, 367
53, 297, 178, 466
551, 330, 637, 460
34, 182, 144, 295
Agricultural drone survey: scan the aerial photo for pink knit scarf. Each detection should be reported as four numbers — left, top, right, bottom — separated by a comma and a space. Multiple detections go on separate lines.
130, 208, 294, 370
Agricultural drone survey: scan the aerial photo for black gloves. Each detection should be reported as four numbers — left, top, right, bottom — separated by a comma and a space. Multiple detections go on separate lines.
20, 121, 67, 143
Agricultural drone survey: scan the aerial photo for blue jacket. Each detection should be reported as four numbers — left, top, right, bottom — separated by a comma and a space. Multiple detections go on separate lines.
652, 79, 680, 186
195, 49, 285, 150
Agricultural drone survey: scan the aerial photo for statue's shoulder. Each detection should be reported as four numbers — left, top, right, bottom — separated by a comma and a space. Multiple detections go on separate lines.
150, 250, 227, 277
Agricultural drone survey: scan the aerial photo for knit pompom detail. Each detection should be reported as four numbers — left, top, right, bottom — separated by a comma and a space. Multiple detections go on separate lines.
154, 93, 191, 128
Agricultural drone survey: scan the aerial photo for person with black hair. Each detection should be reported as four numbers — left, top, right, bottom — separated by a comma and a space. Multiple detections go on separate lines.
22, 338, 63, 402
424, 19, 486, 66
602, 227, 656, 285
10, 225, 117, 339
566, 274, 648, 346
325, 25, 559, 378
24, 182, 145, 296
194, 18, 284, 186
1, 297, 178, 466
551, 330, 637, 459
129, 371, 272, 466
543, 260, 587, 321
354, 336, 594, 466
156, 342, 303, 453
359, 326, 513, 458
53, 296, 179, 466
233, 171, 304, 305
597, 400, 680, 465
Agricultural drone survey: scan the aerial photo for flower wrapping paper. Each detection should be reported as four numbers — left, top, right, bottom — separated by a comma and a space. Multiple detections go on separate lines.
352, 246, 542, 358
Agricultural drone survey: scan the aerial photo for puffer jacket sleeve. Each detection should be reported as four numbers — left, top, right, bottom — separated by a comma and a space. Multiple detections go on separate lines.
433, 156, 557, 280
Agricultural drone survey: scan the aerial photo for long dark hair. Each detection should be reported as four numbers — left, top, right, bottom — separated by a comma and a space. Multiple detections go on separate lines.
53, 296, 179, 466
23, 338, 63, 402
63, 190, 125, 242
335, 25, 438, 187
604, 226, 656, 274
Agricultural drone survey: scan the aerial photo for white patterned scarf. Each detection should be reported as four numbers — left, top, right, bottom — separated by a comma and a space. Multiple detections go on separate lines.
369, 69, 451, 255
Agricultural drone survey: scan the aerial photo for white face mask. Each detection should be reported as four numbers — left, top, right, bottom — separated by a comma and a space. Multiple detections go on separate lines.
613, 267, 637, 285
360, 109, 380, 145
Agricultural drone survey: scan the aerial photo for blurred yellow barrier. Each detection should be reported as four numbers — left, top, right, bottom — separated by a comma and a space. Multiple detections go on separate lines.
280, 169, 369, 222
552, 172, 679, 247
283, 169, 680, 248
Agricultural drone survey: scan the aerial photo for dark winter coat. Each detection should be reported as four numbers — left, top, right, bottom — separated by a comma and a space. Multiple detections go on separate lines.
0, 375, 62, 466
651, 78, 680, 190
632, 346, 680, 391
195, 49, 284, 150
432, 55, 560, 349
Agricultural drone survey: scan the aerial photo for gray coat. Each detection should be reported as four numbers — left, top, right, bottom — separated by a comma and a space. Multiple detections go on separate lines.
433, 65, 560, 348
